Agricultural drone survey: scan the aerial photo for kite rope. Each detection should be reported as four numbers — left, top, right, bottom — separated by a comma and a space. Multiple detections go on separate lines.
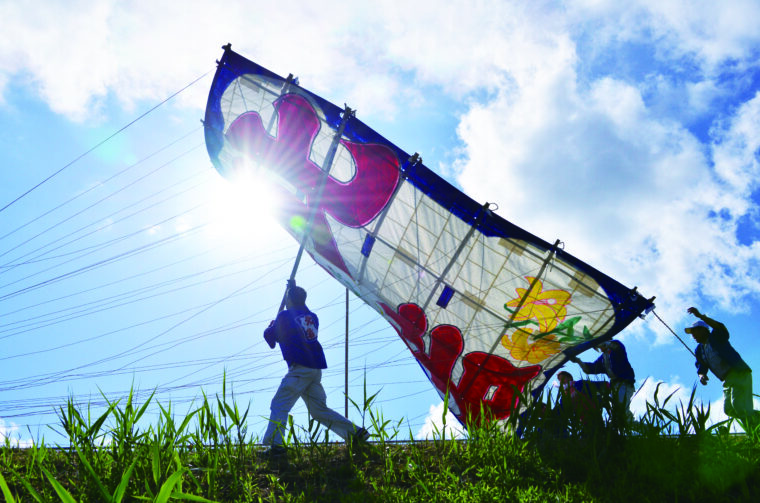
653, 309, 760, 399
0, 69, 212, 215
652, 309, 695, 356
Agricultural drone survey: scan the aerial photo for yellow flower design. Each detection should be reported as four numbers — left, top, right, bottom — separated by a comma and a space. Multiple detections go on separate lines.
501, 327, 561, 364
501, 277, 572, 363
504, 277, 571, 333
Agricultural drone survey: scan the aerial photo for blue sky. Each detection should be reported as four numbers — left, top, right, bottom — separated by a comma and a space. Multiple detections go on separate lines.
1, 0, 760, 445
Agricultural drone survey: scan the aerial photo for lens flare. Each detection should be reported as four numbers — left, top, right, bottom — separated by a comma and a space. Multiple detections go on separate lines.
289, 215, 306, 233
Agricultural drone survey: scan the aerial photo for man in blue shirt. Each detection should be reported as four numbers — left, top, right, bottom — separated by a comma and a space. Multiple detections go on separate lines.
570, 339, 635, 427
686, 306, 757, 425
261, 282, 368, 454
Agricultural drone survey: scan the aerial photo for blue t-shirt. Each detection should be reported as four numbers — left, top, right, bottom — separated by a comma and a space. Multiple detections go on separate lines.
582, 341, 635, 383
264, 307, 327, 369
695, 322, 751, 380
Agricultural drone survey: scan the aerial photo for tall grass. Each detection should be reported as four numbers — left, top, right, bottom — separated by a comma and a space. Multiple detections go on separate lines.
1, 377, 758, 502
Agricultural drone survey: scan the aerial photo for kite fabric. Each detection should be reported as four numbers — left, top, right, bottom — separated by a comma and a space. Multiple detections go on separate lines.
204, 45, 655, 425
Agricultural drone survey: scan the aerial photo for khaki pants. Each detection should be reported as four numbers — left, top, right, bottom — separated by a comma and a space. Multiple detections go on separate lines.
611, 380, 634, 410
262, 364, 358, 446
723, 370, 756, 421
610, 380, 635, 427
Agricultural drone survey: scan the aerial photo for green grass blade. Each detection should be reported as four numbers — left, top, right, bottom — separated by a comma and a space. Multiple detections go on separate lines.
74, 441, 112, 502
134, 388, 157, 424
85, 402, 115, 440
112, 458, 138, 503
171, 492, 221, 502
152, 441, 162, 485
155, 468, 187, 503
15, 474, 44, 503
174, 406, 202, 440
223, 401, 238, 423
0, 470, 17, 503
41, 467, 77, 503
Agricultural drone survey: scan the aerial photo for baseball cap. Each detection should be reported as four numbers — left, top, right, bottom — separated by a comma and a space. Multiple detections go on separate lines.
685, 320, 709, 333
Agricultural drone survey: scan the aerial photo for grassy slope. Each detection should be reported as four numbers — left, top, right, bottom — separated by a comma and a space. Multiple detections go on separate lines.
1, 385, 759, 502
2, 428, 758, 502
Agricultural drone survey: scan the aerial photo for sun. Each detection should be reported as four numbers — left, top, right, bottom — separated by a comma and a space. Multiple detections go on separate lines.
204, 168, 283, 250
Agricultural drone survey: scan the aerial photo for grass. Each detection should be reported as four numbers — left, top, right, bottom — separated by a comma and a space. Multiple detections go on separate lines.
1, 379, 758, 502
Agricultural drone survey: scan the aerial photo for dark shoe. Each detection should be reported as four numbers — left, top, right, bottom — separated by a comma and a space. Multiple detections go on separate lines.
268, 445, 288, 458
256, 445, 287, 462
352, 427, 370, 443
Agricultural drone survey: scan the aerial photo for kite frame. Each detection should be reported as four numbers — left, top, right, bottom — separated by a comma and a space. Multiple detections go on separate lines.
204, 44, 655, 414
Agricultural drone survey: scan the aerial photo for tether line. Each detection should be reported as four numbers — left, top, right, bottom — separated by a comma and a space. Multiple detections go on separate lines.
653, 309, 694, 356
653, 309, 760, 399
0, 70, 211, 215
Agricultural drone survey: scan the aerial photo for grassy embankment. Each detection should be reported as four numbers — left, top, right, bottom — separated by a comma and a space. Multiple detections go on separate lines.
1, 381, 758, 502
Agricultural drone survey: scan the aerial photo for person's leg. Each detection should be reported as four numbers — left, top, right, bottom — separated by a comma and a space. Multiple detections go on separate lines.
722, 379, 737, 418
301, 369, 361, 440
610, 382, 634, 429
724, 371, 755, 421
262, 366, 312, 446
619, 382, 634, 410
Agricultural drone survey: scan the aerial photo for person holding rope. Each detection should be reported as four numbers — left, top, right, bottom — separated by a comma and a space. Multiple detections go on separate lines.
686, 307, 758, 426
261, 280, 369, 458
569, 339, 635, 428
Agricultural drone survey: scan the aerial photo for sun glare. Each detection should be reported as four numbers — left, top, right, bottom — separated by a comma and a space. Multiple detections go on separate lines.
205, 169, 282, 250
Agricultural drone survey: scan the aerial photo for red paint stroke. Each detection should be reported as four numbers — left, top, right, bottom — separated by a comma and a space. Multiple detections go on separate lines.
225, 93, 400, 275
382, 302, 541, 424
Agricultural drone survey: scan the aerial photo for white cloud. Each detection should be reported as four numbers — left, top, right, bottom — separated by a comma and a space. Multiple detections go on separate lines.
705, 396, 760, 432
642, 0, 760, 67
1, 0, 757, 115
0, 417, 33, 447
453, 58, 744, 343
712, 93, 760, 195
630, 376, 760, 433
415, 401, 467, 440
1, 0, 756, 124
570, 0, 760, 69
439, 6, 760, 343
1, 0, 759, 342
0, 0, 426, 121
630, 376, 692, 418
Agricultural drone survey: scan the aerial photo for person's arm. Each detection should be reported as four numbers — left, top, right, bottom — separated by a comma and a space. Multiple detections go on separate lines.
569, 355, 602, 375
687, 307, 723, 332
694, 346, 709, 385
264, 320, 277, 348
607, 345, 635, 380
582, 354, 605, 375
